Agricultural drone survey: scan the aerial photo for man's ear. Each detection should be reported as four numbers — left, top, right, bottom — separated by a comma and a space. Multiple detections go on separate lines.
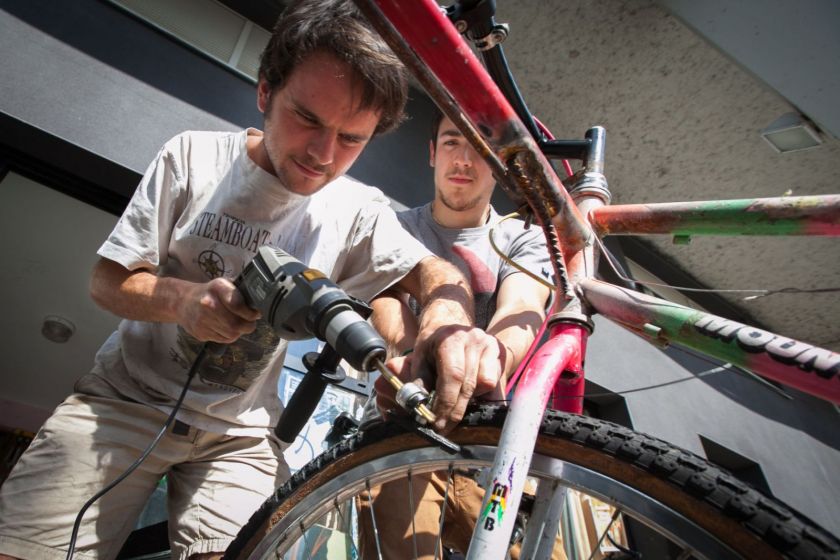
429, 140, 435, 167
257, 79, 271, 113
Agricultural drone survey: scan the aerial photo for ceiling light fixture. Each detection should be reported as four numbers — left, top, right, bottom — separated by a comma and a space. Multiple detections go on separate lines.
760, 112, 822, 154
42, 315, 76, 343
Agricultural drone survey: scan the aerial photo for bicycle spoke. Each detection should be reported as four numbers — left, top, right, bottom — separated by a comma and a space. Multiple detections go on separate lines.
585, 508, 620, 560
436, 464, 454, 560
331, 496, 360, 559
365, 479, 384, 560
408, 469, 419, 560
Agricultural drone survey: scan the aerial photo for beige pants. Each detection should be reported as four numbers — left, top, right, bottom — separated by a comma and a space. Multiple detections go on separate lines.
357, 471, 566, 560
0, 393, 288, 560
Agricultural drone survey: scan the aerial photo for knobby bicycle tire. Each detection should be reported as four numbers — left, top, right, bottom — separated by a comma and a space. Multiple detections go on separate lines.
225, 405, 839, 560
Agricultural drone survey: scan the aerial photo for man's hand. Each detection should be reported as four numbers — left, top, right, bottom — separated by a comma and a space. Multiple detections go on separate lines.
179, 277, 261, 342
375, 326, 505, 434
415, 325, 504, 433
376, 255, 505, 433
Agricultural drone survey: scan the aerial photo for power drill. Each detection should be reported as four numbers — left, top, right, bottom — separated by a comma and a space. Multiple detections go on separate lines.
209, 246, 436, 440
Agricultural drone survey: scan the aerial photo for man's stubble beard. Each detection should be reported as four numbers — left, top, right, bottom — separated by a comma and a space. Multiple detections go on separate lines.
439, 190, 484, 213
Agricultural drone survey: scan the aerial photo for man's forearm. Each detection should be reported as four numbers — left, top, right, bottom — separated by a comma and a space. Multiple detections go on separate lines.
90, 257, 190, 323
486, 273, 551, 378
371, 291, 418, 357
487, 303, 544, 378
90, 257, 258, 342
398, 256, 475, 340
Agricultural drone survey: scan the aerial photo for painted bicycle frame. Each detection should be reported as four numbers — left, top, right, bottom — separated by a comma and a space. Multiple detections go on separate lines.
356, 0, 840, 557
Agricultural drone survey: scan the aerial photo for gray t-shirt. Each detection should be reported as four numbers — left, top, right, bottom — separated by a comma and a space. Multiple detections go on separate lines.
82, 129, 430, 437
398, 203, 551, 329
360, 202, 551, 428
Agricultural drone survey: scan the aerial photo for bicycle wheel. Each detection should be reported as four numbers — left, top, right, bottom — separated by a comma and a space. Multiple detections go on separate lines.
225, 404, 839, 560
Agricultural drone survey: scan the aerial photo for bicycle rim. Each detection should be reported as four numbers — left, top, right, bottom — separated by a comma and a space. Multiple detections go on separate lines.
225, 405, 839, 560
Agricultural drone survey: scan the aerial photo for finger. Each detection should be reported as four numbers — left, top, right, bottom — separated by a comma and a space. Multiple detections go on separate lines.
430, 346, 468, 432
439, 344, 481, 433
216, 279, 261, 321
374, 356, 410, 414
474, 339, 503, 397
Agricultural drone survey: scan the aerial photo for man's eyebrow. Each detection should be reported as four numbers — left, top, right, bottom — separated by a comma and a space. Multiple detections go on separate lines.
439, 128, 464, 138
292, 100, 372, 142
293, 102, 323, 125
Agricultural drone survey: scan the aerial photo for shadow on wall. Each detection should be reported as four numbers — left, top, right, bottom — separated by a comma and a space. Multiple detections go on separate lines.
660, 343, 840, 451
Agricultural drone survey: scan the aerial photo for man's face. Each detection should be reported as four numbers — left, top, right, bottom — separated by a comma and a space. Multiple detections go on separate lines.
256, 50, 381, 196
430, 116, 495, 213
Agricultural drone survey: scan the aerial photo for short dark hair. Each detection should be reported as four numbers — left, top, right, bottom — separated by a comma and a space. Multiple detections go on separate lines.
430, 107, 446, 144
258, 0, 408, 135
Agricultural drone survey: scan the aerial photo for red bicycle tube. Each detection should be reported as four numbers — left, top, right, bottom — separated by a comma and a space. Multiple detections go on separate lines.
518, 323, 589, 415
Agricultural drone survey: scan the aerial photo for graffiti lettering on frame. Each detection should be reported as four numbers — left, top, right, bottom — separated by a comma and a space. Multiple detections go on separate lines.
694, 316, 839, 379
481, 480, 509, 531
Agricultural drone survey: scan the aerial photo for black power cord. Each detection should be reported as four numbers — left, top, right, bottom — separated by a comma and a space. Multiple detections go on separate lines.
65, 343, 209, 560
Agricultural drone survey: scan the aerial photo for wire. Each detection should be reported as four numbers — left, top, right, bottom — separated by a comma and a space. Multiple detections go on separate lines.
65, 344, 207, 560
592, 233, 840, 300
498, 343, 750, 404
489, 363, 728, 406
488, 211, 555, 290
742, 286, 840, 301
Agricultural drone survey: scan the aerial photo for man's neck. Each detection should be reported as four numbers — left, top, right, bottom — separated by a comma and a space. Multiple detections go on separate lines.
431, 200, 490, 229
246, 129, 274, 175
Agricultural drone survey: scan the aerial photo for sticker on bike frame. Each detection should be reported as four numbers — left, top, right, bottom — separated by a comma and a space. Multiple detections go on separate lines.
481, 478, 510, 531
694, 316, 840, 379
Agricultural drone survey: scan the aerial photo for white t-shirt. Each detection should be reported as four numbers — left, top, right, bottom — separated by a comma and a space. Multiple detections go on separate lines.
82, 129, 430, 437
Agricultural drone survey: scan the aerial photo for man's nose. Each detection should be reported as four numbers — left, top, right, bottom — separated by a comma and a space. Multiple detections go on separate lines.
454, 145, 473, 167
307, 130, 336, 166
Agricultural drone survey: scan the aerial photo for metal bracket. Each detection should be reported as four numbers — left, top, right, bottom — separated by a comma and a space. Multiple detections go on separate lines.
473, 23, 510, 51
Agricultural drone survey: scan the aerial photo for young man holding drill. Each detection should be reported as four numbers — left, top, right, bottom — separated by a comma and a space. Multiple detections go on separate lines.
0, 2, 500, 559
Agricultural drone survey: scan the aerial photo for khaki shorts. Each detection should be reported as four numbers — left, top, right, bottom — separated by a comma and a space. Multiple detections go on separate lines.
357, 471, 566, 560
0, 393, 289, 560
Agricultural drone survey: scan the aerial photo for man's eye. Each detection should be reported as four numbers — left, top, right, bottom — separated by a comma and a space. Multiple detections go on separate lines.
341, 136, 363, 146
297, 112, 318, 125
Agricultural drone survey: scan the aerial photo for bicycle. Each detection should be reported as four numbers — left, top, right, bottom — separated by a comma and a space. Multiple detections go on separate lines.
223, 1, 840, 558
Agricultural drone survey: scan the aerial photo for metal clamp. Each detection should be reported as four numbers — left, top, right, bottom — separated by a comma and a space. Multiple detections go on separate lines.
470, 23, 510, 51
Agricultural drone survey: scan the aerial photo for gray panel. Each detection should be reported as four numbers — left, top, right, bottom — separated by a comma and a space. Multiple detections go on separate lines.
658, 0, 840, 138
0, 1, 259, 174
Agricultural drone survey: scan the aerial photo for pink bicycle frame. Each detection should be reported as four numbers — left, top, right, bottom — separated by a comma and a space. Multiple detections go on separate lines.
356, 0, 840, 556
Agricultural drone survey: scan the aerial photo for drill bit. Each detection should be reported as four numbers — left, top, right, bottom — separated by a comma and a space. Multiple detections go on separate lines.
373, 359, 437, 424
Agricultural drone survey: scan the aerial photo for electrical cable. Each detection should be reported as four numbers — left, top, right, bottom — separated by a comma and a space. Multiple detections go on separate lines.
64, 343, 208, 560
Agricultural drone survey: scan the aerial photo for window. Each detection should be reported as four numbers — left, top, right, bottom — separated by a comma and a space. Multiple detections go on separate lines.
108, 0, 270, 81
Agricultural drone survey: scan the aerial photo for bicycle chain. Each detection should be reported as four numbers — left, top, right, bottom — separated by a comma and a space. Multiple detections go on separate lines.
508, 151, 573, 300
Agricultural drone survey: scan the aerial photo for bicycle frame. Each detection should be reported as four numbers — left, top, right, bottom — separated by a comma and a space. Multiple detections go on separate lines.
355, 0, 840, 557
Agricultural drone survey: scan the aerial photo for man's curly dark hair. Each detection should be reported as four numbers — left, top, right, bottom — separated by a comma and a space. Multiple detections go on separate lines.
258, 0, 408, 136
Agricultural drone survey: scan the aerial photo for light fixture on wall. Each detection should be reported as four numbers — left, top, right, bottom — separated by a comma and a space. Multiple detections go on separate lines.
42, 315, 76, 343
760, 112, 822, 154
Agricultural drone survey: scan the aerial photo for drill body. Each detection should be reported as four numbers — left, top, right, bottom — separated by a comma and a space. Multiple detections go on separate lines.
235, 246, 386, 372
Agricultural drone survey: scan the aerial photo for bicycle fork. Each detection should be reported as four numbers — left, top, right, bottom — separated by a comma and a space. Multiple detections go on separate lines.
467, 322, 588, 560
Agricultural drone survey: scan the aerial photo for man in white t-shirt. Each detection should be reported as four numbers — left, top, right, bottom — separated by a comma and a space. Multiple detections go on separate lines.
0, 2, 502, 560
